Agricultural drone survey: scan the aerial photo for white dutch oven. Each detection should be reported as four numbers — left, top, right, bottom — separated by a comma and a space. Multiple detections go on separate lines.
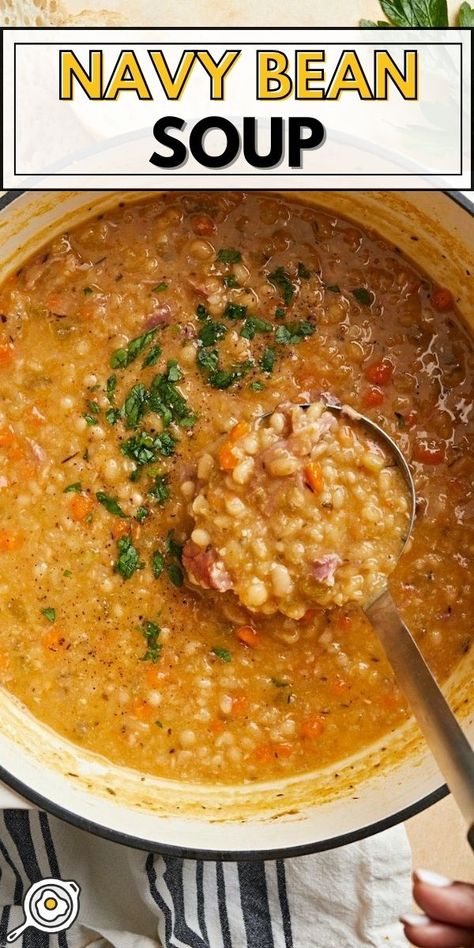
0, 189, 472, 858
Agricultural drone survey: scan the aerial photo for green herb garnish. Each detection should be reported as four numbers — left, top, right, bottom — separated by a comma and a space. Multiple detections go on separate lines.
96, 491, 128, 518
41, 607, 56, 623
196, 303, 209, 321
208, 361, 254, 389
152, 282, 168, 293
106, 375, 117, 400
114, 535, 144, 580
142, 345, 161, 368
197, 349, 219, 373
261, 347, 276, 373
268, 267, 294, 306
275, 320, 315, 345
135, 506, 150, 523
121, 383, 148, 429
83, 286, 94, 296
249, 380, 265, 391
106, 408, 120, 425
212, 646, 232, 663
324, 283, 341, 294
223, 275, 239, 288
298, 262, 310, 279
121, 430, 177, 477
167, 562, 184, 587
83, 414, 98, 426
198, 321, 228, 347
63, 570, 72, 578
110, 328, 157, 370
352, 287, 374, 307
240, 316, 273, 341
151, 550, 165, 578
361, 0, 453, 26
218, 248, 242, 264
224, 302, 247, 320
275, 306, 286, 319
64, 482, 82, 493
148, 475, 170, 506
139, 619, 162, 663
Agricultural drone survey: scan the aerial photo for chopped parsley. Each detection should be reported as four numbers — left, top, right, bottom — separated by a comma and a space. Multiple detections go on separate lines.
268, 267, 294, 306
212, 646, 232, 663
151, 550, 165, 578
106, 408, 120, 425
83, 413, 98, 426
106, 375, 117, 400
121, 430, 177, 476
352, 287, 374, 307
121, 383, 148, 429
142, 344, 161, 368
41, 607, 56, 622
96, 491, 128, 518
139, 619, 162, 663
249, 380, 265, 391
275, 320, 315, 345
275, 306, 286, 319
86, 401, 100, 415
197, 348, 219, 373
167, 562, 184, 587
208, 361, 254, 390
83, 286, 94, 296
114, 535, 144, 580
240, 316, 273, 340
152, 282, 168, 293
224, 302, 247, 320
148, 475, 170, 506
223, 275, 239, 288
63, 482, 82, 493
196, 303, 209, 321
166, 530, 184, 561
298, 262, 310, 279
135, 506, 150, 522
261, 347, 276, 373
110, 328, 157, 370
217, 248, 241, 264
198, 320, 228, 347
324, 283, 341, 293
63, 569, 72, 578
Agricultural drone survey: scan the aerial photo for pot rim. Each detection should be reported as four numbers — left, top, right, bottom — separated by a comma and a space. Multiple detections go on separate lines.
0, 187, 470, 859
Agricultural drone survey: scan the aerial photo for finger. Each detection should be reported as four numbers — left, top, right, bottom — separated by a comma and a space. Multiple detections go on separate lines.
413, 872, 474, 929
401, 915, 474, 948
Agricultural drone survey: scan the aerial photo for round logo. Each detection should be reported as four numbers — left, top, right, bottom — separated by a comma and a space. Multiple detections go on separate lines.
6, 878, 81, 942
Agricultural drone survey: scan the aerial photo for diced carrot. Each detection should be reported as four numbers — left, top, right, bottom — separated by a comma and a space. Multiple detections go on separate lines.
70, 493, 94, 521
236, 625, 259, 648
42, 628, 66, 652
210, 719, 226, 734
9, 443, 26, 462
0, 427, 16, 449
330, 677, 349, 694
364, 359, 393, 386
230, 694, 248, 717
362, 386, 384, 408
274, 742, 294, 759
18, 462, 37, 481
255, 742, 274, 763
191, 214, 217, 237
229, 421, 249, 443
45, 293, 65, 312
218, 443, 238, 471
111, 519, 130, 540
0, 344, 14, 366
337, 613, 352, 629
301, 716, 326, 740
413, 439, 445, 465
303, 462, 324, 493
0, 530, 23, 552
132, 700, 154, 721
431, 287, 454, 312
300, 607, 318, 624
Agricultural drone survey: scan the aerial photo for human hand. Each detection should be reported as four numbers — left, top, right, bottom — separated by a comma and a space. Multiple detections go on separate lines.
401, 869, 474, 947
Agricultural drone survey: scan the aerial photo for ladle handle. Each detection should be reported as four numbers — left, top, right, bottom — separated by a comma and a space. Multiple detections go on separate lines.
366, 589, 474, 851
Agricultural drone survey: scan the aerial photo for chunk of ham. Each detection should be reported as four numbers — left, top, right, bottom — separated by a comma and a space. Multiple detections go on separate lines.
182, 540, 233, 592
312, 553, 342, 586
143, 304, 172, 330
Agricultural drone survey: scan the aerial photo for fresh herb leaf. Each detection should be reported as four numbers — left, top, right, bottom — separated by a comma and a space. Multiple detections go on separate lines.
148, 475, 170, 506
352, 287, 374, 307
298, 262, 310, 279
361, 0, 448, 25
324, 283, 341, 293
196, 303, 209, 321
106, 408, 120, 425
149, 367, 196, 429
166, 359, 183, 383
223, 275, 239, 288
240, 316, 274, 340
212, 646, 232, 663
167, 562, 184, 587
151, 550, 165, 578
83, 413, 98, 426
135, 506, 150, 523
261, 347, 276, 373
96, 491, 128, 518
110, 328, 157, 370
63, 569, 72, 578
83, 286, 94, 296
249, 380, 265, 391
198, 321, 228, 347
114, 535, 144, 580
121, 383, 149, 429
155, 719, 164, 728
275, 320, 316, 345
152, 282, 168, 293
121, 430, 177, 472
197, 348, 219, 373
394, 411, 406, 428
268, 267, 294, 306
166, 530, 183, 561
224, 302, 247, 320
41, 607, 56, 622
142, 345, 161, 368
208, 361, 254, 389
360, 17, 393, 23
139, 619, 162, 663
106, 375, 117, 400
275, 306, 286, 319
63, 482, 82, 493
217, 248, 241, 264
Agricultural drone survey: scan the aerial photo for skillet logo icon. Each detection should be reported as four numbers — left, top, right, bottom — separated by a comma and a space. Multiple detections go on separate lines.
6, 878, 81, 942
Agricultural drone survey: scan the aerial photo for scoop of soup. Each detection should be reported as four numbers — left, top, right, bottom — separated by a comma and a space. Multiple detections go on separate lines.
183, 400, 411, 617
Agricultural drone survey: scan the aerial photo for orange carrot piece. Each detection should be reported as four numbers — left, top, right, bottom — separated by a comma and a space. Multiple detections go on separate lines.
111, 519, 130, 540
300, 607, 318, 624
0, 344, 14, 366
274, 742, 294, 759
70, 493, 94, 521
303, 462, 324, 493
230, 694, 248, 717
229, 420, 249, 443
132, 700, 155, 721
362, 386, 384, 408
42, 628, 66, 652
191, 214, 217, 237
236, 625, 259, 648
0, 530, 23, 552
218, 443, 238, 471
254, 742, 274, 763
364, 359, 393, 386
301, 716, 326, 740
210, 719, 226, 734
0, 427, 16, 449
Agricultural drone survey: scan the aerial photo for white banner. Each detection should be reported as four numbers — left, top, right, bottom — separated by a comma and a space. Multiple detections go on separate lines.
1, 27, 471, 189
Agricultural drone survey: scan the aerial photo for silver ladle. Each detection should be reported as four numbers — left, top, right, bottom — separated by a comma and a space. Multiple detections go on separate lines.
304, 400, 474, 850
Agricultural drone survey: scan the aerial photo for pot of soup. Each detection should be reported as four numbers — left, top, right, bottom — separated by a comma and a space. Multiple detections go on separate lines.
0, 189, 472, 858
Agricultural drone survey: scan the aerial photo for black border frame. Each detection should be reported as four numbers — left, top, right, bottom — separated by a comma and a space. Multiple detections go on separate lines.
0, 186, 471, 859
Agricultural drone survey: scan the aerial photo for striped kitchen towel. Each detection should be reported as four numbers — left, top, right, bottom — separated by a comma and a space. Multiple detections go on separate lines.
0, 809, 412, 948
